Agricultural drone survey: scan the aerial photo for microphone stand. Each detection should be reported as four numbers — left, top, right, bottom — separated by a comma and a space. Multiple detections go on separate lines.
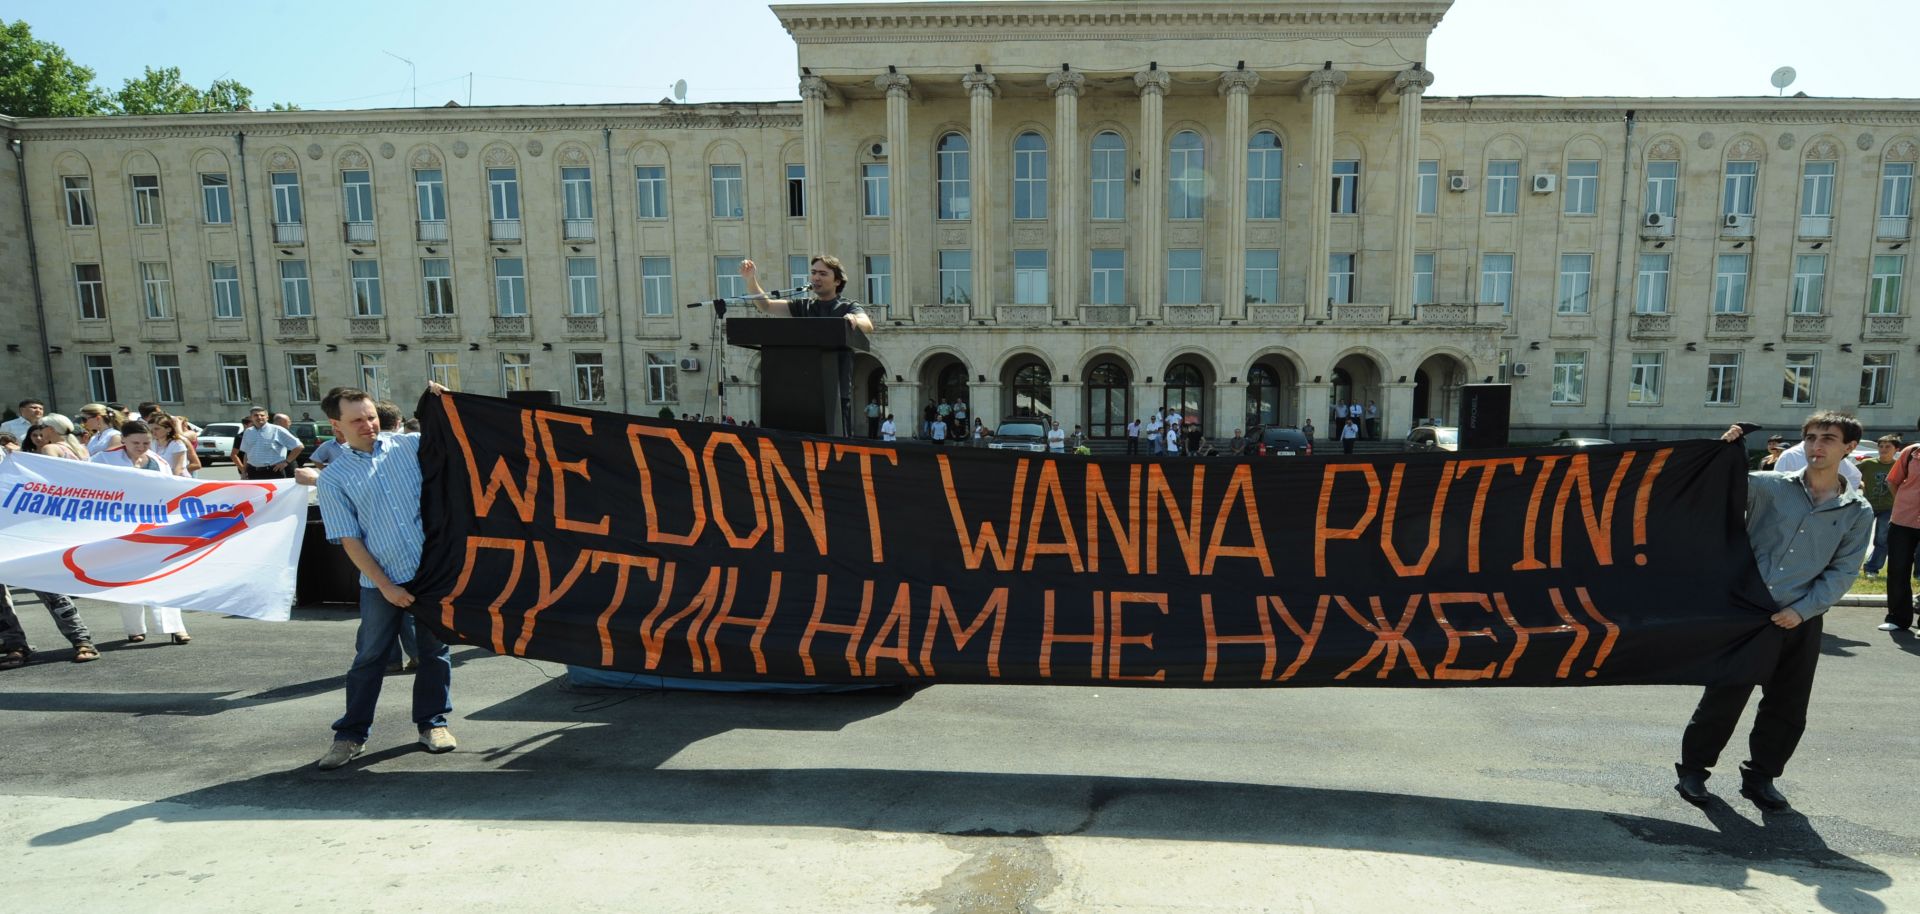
681, 289, 808, 424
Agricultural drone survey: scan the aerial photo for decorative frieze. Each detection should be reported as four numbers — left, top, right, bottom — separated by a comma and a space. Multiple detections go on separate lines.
275, 317, 315, 341
1082, 305, 1132, 326
915, 305, 967, 326
1249, 304, 1305, 325
998, 305, 1050, 326
1164, 304, 1218, 325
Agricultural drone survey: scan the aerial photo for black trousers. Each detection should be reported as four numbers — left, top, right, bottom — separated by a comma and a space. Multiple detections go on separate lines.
244, 465, 289, 480
1887, 522, 1919, 628
1678, 613, 1823, 782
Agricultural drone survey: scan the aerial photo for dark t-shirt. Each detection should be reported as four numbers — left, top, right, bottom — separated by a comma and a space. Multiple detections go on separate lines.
790, 296, 867, 433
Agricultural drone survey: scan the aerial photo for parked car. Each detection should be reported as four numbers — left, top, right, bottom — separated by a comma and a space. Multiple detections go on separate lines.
987, 420, 1050, 452
288, 420, 332, 466
1551, 437, 1614, 448
1251, 426, 1313, 457
1404, 425, 1459, 453
195, 422, 244, 466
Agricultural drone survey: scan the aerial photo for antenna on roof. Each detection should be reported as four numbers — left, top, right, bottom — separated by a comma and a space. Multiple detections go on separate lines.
1770, 66, 1796, 97
674, 79, 688, 103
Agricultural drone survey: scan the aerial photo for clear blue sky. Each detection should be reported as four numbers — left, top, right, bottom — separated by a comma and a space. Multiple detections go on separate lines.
13, 0, 1915, 111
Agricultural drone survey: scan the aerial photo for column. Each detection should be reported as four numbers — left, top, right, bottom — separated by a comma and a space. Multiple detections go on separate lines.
875, 72, 913, 311
1382, 380, 1416, 441
1219, 69, 1260, 320
1134, 69, 1171, 320
1301, 67, 1346, 317
1214, 380, 1248, 439
1054, 381, 1084, 439
963, 70, 998, 321
1047, 68, 1086, 321
798, 75, 832, 259
1389, 67, 1436, 319
970, 381, 1002, 430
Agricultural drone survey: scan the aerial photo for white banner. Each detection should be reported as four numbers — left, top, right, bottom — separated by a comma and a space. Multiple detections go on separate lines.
0, 452, 308, 621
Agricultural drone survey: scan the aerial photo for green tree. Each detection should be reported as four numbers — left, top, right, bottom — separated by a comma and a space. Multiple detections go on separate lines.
0, 20, 111, 117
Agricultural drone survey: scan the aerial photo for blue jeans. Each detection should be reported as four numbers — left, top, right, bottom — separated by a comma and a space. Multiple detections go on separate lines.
381, 613, 419, 666
332, 586, 451, 743
1865, 511, 1893, 574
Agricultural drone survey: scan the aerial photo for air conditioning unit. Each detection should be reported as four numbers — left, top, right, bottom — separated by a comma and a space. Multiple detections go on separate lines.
1644, 212, 1668, 228
1447, 172, 1471, 192
1722, 213, 1754, 234
869, 141, 889, 158
678, 357, 702, 372
1531, 174, 1557, 194
1510, 362, 1531, 378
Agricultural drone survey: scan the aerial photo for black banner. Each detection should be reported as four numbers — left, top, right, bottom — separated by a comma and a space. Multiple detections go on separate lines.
412, 393, 1785, 688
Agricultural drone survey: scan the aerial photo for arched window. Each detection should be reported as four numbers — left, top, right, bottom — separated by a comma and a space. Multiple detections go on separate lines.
1011, 361, 1053, 419
1248, 131, 1284, 219
1246, 364, 1282, 428
1013, 132, 1048, 220
1090, 131, 1126, 220
1085, 360, 1131, 438
936, 363, 972, 407
1169, 130, 1205, 220
938, 133, 971, 220
1163, 362, 1204, 421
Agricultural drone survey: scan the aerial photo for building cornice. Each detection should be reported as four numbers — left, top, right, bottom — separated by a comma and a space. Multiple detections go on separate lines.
7, 104, 803, 142
773, 1, 1453, 41
1424, 97, 1920, 125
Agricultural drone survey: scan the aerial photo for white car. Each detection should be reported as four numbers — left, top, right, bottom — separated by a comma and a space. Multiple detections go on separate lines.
195, 422, 245, 466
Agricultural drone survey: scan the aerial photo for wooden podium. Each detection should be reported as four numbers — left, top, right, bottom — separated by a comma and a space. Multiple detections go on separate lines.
725, 317, 870, 436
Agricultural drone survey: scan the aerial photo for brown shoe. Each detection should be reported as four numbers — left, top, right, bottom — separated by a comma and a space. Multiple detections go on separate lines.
72, 642, 100, 663
171, 633, 191, 645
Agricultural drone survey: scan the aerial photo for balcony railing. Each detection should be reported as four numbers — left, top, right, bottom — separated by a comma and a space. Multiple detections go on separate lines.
1864, 314, 1908, 339
1877, 215, 1911, 240
490, 219, 523, 243
272, 222, 305, 245
343, 221, 377, 244
1709, 312, 1751, 336
1797, 215, 1832, 239
564, 314, 604, 339
275, 316, 316, 340
490, 314, 530, 338
417, 220, 448, 243
419, 315, 459, 339
1629, 312, 1674, 338
563, 218, 596, 241
1784, 313, 1830, 339
346, 317, 386, 340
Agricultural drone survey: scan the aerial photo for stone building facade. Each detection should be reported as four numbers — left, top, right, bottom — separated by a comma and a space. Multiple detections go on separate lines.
0, 0, 1914, 441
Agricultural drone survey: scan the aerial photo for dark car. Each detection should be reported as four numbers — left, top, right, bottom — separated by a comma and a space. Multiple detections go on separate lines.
287, 420, 333, 466
987, 420, 1049, 452
1550, 437, 1614, 449
1252, 426, 1313, 457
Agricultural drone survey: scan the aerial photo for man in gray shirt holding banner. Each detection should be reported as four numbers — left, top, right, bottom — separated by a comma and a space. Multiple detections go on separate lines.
1675, 411, 1873, 812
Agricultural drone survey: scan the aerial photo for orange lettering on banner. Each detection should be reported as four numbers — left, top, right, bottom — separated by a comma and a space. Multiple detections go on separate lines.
799, 576, 873, 677
628, 425, 706, 546
1428, 592, 1500, 681
1145, 465, 1205, 575
1572, 586, 1619, 678
703, 433, 769, 550
1270, 596, 1330, 681
1449, 458, 1527, 573
1630, 448, 1672, 566
1021, 462, 1085, 572
535, 411, 609, 535
1040, 590, 1106, 679
1380, 463, 1456, 577
919, 586, 1009, 677
702, 569, 777, 674
833, 444, 897, 563
587, 551, 660, 667
637, 564, 730, 672
1493, 589, 1585, 679
1510, 455, 1566, 572
515, 542, 591, 656
446, 536, 526, 655
757, 439, 828, 554
1083, 464, 1142, 575
1548, 453, 1635, 568
1333, 594, 1430, 680
940, 456, 1028, 571
1202, 465, 1273, 576
442, 395, 540, 522
1106, 591, 1168, 682
863, 583, 922, 677
1313, 464, 1381, 577
1200, 594, 1274, 681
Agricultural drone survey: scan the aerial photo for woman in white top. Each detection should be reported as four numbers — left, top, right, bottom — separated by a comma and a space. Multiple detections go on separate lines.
77, 403, 123, 458
147, 411, 192, 476
90, 420, 192, 645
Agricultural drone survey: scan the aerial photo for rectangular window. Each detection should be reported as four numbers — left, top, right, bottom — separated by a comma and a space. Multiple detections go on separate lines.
1479, 253, 1514, 313
1869, 254, 1905, 314
1557, 253, 1593, 314
501, 352, 532, 394
1551, 351, 1586, 404
562, 166, 594, 221
219, 354, 250, 403
1800, 161, 1835, 217
645, 351, 678, 403
151, 354, 183, 404
1245, 249, 1280, 305
1330, 160, 1360, 214
349, 259, 383, 317
1412, 252, 1435, 306
1707, 352, 1741, 405
1881, 162, 1913, 218
938, 141, 971, 220
788, 255, 809, 293
63, 176, 95, 226
287, 352, 319, 403
1723, 161, 1757, 217
786, 164, 806, 219
1169, 140, 1204, 221
1635, 254, 1670, 314
1790, 254, 1826, 314
1564, 159, 1599, 215
488, 167, 520, 220
1644, 161, 1677, 218
1248, 143, 1284, 220
414, 168, 446, 222
1165, 250, 1203, 305
140, 262, 171, 319
279, 260, 312, 317
710, 164, 743, 219
428, 351, 461, 390
1861, 354, 1894, 407
1014, 142, 1048, 220
864, 254, 891, 306
1713, 254, 1749, 313
74, 263, 106, 320
1485, 160, 1520, 214
567, 257, 600, 316
1090, 249, 1125, 305
1782, 353, 1816, 404
641, 257, 673, 316
938, 250, 972, 304
210, 262, 242, 319
1628, 352, 1663, 405
1090, 140, 1125, 220
270, 171, 302, 225
341, 169, 374, 227
1328, 253, 1356, 304
1416, 160, 1438, 215
573, 352, 606, 403
861, 163, 890, 217
712, 257, 744, 299
358, 351, 390, 401
422, 258, 453, 316
634, 166, 668, 219
85, 354, 116, 403
200, 173, 232, 224
1014, 249, 1049, 305
494, 258, 527, 316
131, 174, 162, 226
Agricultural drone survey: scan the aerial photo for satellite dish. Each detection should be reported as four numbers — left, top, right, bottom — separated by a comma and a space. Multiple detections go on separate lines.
1770, 66, 1796, 95
673, 79, 688, 103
